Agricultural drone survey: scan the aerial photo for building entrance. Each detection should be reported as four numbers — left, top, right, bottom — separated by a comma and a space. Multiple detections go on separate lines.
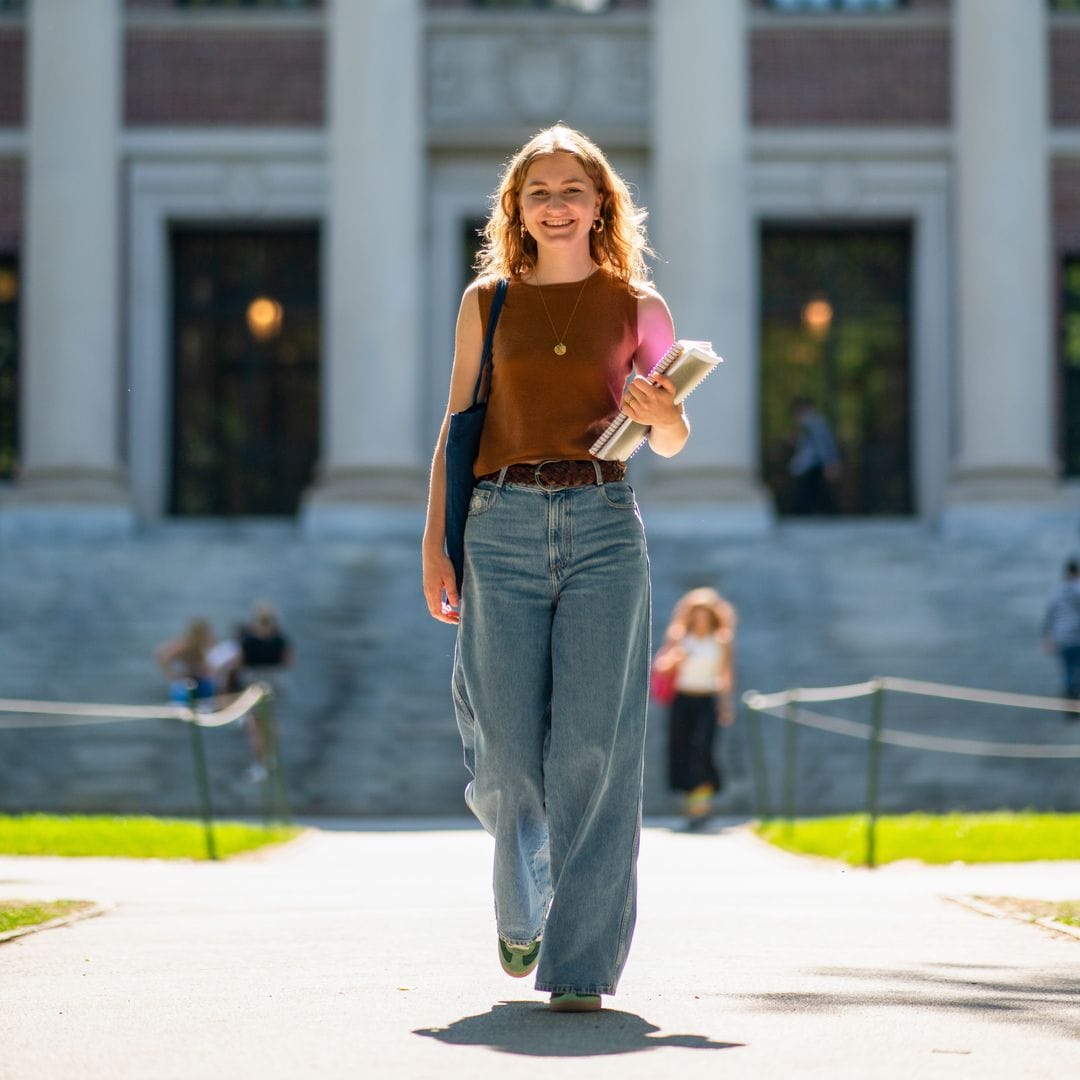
759, 225, 913, 516
1061, 257, 1080, 477
170, 227, 320, 516
0, 256, 17, 481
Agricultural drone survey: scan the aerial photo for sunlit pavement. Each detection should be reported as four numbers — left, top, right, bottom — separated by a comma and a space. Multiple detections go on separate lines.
1, 819, 1077, 1080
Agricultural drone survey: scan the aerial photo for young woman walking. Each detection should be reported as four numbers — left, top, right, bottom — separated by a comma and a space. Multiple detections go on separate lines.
654, 588, 737, 827
422, 125, 690, 1012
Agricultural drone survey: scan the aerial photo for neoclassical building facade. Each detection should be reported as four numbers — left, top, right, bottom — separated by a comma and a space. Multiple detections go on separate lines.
0, 0, 1077, 538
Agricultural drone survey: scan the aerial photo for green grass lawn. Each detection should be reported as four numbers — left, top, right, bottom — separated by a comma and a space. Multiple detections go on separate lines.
0, 899, 97, 935
0, 814, 301, 860
755, 812, 1080, 866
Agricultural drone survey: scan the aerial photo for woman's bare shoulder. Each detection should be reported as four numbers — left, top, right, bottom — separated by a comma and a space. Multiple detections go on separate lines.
453, 278, 486, 330
634, 282, 670, 311
635, 286, 675, 344
458, 275, 503, 319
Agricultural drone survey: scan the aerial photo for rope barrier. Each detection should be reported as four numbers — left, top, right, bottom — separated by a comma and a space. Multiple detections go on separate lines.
744, 678, 1080, 714
881, 676, 1080, 713
744, 681, 879, 711
0, 681, 289, 856
740, 674, 1080, 867
755, 703, 1080, 759
0, 683, 268, 730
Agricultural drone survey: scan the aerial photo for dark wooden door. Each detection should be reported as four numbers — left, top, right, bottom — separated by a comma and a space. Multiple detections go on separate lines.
760, 225, 913, 516
171, 227, 320, 516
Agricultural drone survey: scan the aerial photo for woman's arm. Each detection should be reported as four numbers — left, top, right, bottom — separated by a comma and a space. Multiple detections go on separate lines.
718, 636, 736, 727
624, 289, 689, 458
422, 282, 485, 625
653, 640, 686, 674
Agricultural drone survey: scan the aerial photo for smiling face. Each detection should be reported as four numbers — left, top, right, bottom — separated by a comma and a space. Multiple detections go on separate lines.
519, 151, 602, 255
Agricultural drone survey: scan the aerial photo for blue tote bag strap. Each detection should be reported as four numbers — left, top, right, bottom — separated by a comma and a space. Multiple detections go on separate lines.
444, 277, 509, 593
470, 277, 509, 406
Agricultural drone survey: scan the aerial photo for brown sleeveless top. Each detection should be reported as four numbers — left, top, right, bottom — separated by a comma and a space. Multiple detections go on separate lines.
473, 268, 638, 477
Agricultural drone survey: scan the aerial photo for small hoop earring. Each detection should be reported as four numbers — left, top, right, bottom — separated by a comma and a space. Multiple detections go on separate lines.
592, 218, 605, 234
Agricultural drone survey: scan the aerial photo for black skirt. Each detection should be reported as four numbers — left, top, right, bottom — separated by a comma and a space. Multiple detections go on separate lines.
667, 692, 722, 793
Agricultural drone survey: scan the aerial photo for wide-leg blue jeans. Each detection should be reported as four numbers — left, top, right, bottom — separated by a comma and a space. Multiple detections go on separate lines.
452, 470, 651, 996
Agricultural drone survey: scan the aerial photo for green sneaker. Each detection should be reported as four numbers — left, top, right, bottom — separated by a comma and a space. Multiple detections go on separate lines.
497, 936, 541, 978
548, 992, 602, 1013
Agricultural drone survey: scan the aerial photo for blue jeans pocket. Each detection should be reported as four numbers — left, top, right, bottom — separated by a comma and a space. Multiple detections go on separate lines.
601, 481, 636, 510
468, 482, 500, 516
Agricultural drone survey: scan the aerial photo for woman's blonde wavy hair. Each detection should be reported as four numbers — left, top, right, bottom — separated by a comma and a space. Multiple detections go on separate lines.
474, 124, 654, 292
663, 588, 737, 643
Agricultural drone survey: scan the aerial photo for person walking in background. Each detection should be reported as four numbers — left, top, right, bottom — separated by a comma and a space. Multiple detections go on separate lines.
155, 617, 217, 706
1042, 559, 1080, 721
239, 601, 293, 679
236, 601, 293, 782
654, 588, 736, 828
422, 124, 690, 1012
789, 396, 841, 515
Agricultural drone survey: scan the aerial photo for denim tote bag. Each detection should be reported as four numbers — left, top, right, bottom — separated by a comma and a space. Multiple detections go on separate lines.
445, 278, 508, 591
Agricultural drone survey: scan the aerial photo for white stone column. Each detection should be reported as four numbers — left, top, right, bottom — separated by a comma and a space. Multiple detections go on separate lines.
649, 0, 771, 533
945, 0, 1064, 532
1, 0, 132, 537
303, 0, 425, 531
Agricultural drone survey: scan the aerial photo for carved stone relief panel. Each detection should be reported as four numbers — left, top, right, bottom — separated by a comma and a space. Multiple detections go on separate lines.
427, 22, 649, 131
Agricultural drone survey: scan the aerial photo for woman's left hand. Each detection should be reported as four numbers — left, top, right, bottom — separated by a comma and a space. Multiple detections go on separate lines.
622, 374, 681, 430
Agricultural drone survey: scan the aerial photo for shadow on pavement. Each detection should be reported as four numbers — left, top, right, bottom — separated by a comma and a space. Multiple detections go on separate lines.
730, 965, 1080, 1039
414, 1000, 743, 1057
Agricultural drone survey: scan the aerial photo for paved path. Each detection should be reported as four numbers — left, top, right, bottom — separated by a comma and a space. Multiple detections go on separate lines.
1, 819, 1078, 1079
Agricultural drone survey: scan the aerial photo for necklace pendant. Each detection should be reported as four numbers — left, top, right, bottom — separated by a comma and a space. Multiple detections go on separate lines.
554, 343, 567, 356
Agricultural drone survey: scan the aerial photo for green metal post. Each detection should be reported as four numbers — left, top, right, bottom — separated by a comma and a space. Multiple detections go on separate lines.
865, 679, 886, 868
744, 700, 772, 820
258, 689, 291, 825
186, 684, 218, 861
782, 697, 798, 829
251, 699, 274, 828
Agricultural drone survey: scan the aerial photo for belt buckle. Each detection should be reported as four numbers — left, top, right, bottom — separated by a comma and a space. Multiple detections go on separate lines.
533, 460, 560, 489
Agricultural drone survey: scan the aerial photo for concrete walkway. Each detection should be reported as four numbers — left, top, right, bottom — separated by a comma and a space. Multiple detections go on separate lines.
0, 819, 1077, 1079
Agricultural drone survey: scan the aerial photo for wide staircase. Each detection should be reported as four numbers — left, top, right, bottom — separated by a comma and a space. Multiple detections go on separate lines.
2, 509, 1078, 818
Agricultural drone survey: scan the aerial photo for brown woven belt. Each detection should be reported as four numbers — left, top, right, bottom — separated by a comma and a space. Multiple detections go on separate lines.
477, 459, 627, 489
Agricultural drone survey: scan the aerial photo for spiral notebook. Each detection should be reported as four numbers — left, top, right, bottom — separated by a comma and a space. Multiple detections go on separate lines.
590, 340, 723, 461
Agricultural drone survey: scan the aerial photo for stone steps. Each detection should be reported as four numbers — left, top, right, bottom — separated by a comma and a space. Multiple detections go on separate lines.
1, 511, 1079, 816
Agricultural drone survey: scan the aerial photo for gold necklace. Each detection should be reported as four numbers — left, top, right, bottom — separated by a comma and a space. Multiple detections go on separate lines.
535, 266, 596, 356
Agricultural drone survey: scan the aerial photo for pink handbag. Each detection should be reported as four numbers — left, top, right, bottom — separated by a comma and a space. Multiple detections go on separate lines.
650, 663, 678, 706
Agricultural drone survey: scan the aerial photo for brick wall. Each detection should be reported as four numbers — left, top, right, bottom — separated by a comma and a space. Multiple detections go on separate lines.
125, 29, 324, 125
0, 26, 24, 126
0, 160, 21, 253
126, 0, 325, 7
1052, 24, 1080, 126
749, 0, 948, 8
424, 1, 648, 9
751, 26, 949, 126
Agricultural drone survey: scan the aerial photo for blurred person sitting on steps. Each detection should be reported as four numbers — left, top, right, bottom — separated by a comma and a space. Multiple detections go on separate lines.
155, 617, 217, 707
